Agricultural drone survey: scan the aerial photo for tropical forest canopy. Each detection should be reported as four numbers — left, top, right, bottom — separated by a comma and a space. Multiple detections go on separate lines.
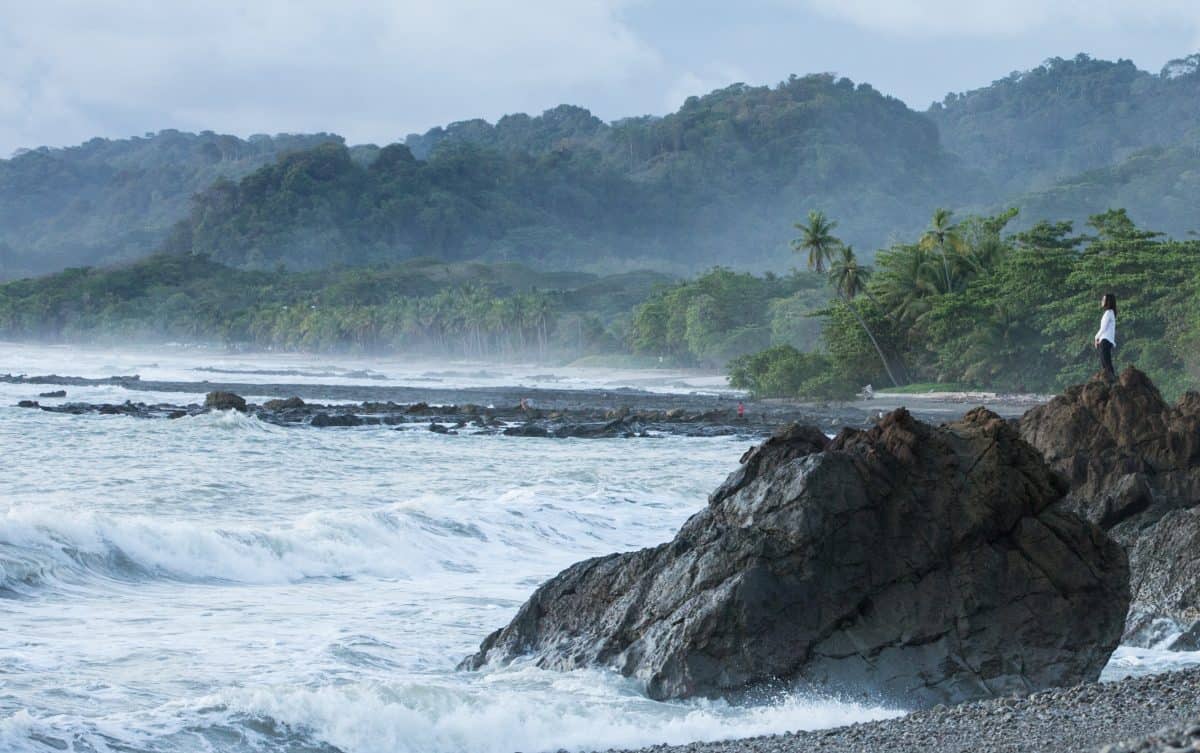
2, 51, 1199, 397
0, 130, 343, 279
0, 254, 676, 360
5, 204, 1195, 399
161, 74, 958, 274
730, 208, 1200, 401
929, 53, 1200, 193
3, 52, 1199, 280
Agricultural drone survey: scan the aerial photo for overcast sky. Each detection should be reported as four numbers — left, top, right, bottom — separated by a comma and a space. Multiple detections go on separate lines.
1, 0, 1198, 157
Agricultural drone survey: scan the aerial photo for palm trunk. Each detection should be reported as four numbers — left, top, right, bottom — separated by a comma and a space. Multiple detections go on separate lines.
860, 289, 910, 382
842, 293, 901, 387
939, 247, 952, 292
863, 288, 900, 325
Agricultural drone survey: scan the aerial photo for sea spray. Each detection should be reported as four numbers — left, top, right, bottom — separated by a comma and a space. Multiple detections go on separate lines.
194, 670, 903, 753
0, 343, 1192, 753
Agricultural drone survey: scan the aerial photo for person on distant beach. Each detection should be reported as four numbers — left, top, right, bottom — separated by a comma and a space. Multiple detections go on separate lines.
737, 402, 745, 420
1094, 293, 1117, 380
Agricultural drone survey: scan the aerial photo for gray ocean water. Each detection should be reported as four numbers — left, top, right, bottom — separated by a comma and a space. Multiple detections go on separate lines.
0, 343, 1193, 753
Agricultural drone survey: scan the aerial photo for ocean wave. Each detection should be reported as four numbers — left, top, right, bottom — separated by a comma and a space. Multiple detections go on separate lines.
1102, 645, 1200, 680
0, 665, 900, 753
0, 470, 696, 597
195, 669, 900, 753
177, 408, 279, 431
0, 502, 497, 593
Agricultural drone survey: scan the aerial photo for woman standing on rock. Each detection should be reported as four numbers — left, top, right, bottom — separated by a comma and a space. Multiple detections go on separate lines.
1094, 293, 1117, 380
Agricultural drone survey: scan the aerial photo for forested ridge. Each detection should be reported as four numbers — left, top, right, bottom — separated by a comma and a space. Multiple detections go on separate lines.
162, 74, 961, 273
3, 53, 1198, 279
0, 131, 343, 279
2, 51, 1200, 397
929, 53, 1200, 192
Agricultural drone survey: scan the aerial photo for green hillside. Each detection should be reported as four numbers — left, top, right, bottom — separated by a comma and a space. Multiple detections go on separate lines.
0, 130, 341, 279
929, 53, 1200, 192
4, 53, 1200, 280
1010, 138, 1200, 238
163, 74, 969, 273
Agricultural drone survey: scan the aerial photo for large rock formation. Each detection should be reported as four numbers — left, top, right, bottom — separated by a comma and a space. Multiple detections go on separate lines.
1019, 368, 1200, 646
464, 408, 1129, 707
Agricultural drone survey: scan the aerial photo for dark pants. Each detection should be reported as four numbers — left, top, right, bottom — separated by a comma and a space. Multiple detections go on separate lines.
1098, 339, 1115, 379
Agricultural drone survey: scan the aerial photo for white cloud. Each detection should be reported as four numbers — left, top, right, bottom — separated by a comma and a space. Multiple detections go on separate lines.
0, 0, 664, 154
662, 64, 749, 111
799, 0, 1200, 38
1, 0, 1195, 156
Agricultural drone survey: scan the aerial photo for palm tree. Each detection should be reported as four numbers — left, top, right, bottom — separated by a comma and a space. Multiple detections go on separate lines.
829, 245, 901, 387
793, 210, 839, 274
920, 208, 965, 293
520, 292, 554, 360
875, 244, 941, 324
955, 302, 1022, 386
488, 297, 519, 357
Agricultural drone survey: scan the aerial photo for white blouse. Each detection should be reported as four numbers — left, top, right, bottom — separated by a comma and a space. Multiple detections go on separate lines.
1095, 309, 1116, 346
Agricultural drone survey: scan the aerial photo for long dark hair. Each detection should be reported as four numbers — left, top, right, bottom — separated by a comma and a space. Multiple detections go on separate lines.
1102, 292, 1117, 314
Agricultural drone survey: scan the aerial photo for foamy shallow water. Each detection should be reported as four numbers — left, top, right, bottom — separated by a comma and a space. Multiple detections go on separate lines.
0, 343, 1190, 753
0, 344, 894, 753
0, 341, 734, 396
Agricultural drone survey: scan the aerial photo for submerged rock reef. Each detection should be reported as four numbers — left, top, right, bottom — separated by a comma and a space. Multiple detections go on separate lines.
1019, 368, 1200, 648
464, 407, 1129, 707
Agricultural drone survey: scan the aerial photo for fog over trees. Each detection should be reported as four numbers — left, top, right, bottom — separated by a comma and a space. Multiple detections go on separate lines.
3, 53, 1198, 280
2, 52, 1199, 396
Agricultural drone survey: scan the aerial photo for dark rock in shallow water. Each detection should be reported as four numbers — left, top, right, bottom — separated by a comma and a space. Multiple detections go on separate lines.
1019, 368, 1200, 645
310, 412, 364, 428
503, 423, 551, 437
503, 417, 650, 439
263, 396, 305, 411
463, 409, 1129, 707
17, 400, 39, 408
204, 391, 246, 412
37, 390, 66, 398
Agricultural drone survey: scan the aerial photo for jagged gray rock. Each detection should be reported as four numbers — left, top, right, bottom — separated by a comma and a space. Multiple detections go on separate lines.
1019, 368, 1200, 645
263, 396, 305, 411
204, 391, 246, 412
463, 408, 1129, 707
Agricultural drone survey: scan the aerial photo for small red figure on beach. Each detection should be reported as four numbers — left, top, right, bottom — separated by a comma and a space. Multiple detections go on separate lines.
737, 402, 745, 419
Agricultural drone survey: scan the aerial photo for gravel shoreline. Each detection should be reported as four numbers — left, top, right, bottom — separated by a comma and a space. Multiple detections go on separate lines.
1101, 715, 1200, 752
605, 668, 1200, 753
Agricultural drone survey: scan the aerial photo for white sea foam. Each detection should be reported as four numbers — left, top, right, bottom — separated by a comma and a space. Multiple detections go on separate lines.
199, 669, 901, 753
0, 499, 525, 588
0, 343, 1193, 753
1103, 645, 1200, 680
0, 340, 734, 395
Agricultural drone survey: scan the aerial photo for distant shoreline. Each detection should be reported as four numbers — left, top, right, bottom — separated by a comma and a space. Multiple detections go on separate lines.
2, 372, 1048, 430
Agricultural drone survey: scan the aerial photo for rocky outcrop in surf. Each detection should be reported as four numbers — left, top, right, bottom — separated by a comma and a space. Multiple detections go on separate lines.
204, 391, 247, 411
462, 408, 1129, 707
14, 393, 757, 438
1019, 368, 1200, 646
